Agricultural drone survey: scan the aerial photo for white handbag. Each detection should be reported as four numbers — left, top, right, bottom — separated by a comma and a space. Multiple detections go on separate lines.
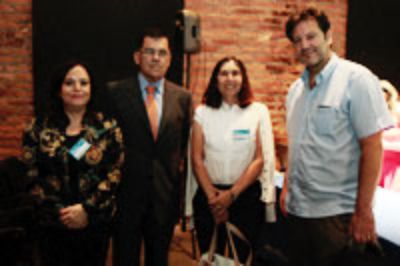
199, 222, 252, 266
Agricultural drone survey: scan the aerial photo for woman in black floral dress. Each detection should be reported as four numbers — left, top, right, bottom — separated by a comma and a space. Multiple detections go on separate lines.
21, 60, 124, 265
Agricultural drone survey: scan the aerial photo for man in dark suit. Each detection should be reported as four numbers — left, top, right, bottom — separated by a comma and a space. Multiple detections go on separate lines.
102, 28, 192, 266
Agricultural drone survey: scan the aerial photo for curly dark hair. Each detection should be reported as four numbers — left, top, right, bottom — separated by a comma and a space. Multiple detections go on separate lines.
47, 59, 98, 126
203, 56, 253, 109
285, 7, 330, 42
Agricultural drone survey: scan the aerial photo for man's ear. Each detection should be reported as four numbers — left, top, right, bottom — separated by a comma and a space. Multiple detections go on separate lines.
326, 29, 333, 46
133, 50, 140, 65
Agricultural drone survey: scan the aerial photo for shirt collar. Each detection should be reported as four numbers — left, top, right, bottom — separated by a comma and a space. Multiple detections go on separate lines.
301, 53, 339, 88
138, 72, 164, 95
221, 101, 240, 111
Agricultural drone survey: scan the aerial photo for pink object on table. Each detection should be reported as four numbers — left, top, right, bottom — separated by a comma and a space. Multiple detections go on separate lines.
379, 126, 400, 191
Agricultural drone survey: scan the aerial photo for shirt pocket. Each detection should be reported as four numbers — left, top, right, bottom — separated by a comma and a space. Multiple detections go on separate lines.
312, 106, 336, 135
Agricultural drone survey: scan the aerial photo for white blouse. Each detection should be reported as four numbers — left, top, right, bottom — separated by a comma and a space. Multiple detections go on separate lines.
196, 102, 262, 184
186, 101, 276, 222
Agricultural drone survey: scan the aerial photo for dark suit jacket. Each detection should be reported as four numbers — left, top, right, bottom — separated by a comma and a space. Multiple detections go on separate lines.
102, 75, 192, 229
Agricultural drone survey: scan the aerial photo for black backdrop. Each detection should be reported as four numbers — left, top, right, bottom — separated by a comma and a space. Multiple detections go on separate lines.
32, 0, 184, 116
33, 1, 400, 116
347, 0, 400, 91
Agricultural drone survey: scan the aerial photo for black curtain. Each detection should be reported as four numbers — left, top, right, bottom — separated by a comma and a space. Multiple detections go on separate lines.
32, 0, 184, 116
347, 0, 400, 91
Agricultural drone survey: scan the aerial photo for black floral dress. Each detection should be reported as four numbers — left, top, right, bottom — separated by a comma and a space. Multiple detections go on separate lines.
21, 112, 124, 266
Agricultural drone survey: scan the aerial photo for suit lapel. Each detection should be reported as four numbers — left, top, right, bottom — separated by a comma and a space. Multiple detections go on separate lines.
158, 82, 174, 138
121, 77, 152, 135
122, 78, 176, 141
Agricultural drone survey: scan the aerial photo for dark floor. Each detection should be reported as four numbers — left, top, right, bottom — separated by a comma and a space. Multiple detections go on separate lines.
105, 223, 199, 266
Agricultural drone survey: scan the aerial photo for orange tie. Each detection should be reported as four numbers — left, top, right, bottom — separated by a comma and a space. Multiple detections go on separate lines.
145, 86, 158, 139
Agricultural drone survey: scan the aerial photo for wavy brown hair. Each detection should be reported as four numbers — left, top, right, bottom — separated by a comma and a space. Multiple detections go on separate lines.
202, 57, 253, 108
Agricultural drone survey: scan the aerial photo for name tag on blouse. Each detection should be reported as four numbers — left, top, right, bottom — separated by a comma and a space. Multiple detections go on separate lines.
69, 138, 91, 160
232, 129, 250, 141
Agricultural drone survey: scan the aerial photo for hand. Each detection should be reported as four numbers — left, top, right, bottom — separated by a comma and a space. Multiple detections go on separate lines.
213, 190, 234, 209
206, 187, 219, 203
210, 198, 229, 225
59, 204, 89, 229
209, 190, 234, 224
208, 190, 233, 215
213, 207, 229, 224
349, 208, 377, 244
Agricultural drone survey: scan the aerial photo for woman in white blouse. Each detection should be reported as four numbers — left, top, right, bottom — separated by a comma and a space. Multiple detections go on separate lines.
190, 57, 275, 262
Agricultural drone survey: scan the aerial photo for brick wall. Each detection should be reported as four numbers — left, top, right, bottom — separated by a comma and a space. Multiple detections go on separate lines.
0, 0, 32, 159
0, 0, 348, 159
185, 0, 348, 144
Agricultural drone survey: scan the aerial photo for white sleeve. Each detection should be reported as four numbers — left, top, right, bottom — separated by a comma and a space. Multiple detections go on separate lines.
185, 105, 205, 222
194, 105, 206, 126
258, 104, 277, 222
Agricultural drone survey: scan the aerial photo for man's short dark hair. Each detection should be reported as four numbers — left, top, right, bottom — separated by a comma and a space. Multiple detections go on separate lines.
135, 27, 171, 51
285, 7, 330, 42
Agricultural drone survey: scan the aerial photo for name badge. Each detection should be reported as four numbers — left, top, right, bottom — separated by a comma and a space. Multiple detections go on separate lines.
69, 138, 91, 160
232, 129, 250, 141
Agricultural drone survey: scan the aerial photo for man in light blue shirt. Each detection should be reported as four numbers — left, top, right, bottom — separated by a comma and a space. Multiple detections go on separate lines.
280, 7, 394, 266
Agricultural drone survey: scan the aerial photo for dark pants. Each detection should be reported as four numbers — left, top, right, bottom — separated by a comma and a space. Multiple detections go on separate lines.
193, 182, 265, 264
287, 213, 380, 266
113, 203, 175, 266
39, 226, 109, 266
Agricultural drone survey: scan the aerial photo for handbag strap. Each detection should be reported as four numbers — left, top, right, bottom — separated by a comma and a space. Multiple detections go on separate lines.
226, 224, 241, 266
226, 222, 252, 266
206, 225, 218, 263
204, 223, 252, 266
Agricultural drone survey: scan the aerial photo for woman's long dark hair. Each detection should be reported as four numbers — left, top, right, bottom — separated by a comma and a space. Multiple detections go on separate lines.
202, 56, 253, 108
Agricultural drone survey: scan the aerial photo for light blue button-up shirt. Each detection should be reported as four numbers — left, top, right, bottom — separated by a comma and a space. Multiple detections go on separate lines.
138, 73, 164, 124
286, 53, 394, 218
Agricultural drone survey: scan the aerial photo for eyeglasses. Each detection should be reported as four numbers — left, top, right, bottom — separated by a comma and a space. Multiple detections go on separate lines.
141, 48, 169, 57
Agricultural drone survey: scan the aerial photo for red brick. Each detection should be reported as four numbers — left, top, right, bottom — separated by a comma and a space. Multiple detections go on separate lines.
233, 8, 265, 15
11, 4, 31, 13
0, 147, 21, 158
0, 0, 32, 159
4, 0, 31, 4
0, 3, 14, 12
